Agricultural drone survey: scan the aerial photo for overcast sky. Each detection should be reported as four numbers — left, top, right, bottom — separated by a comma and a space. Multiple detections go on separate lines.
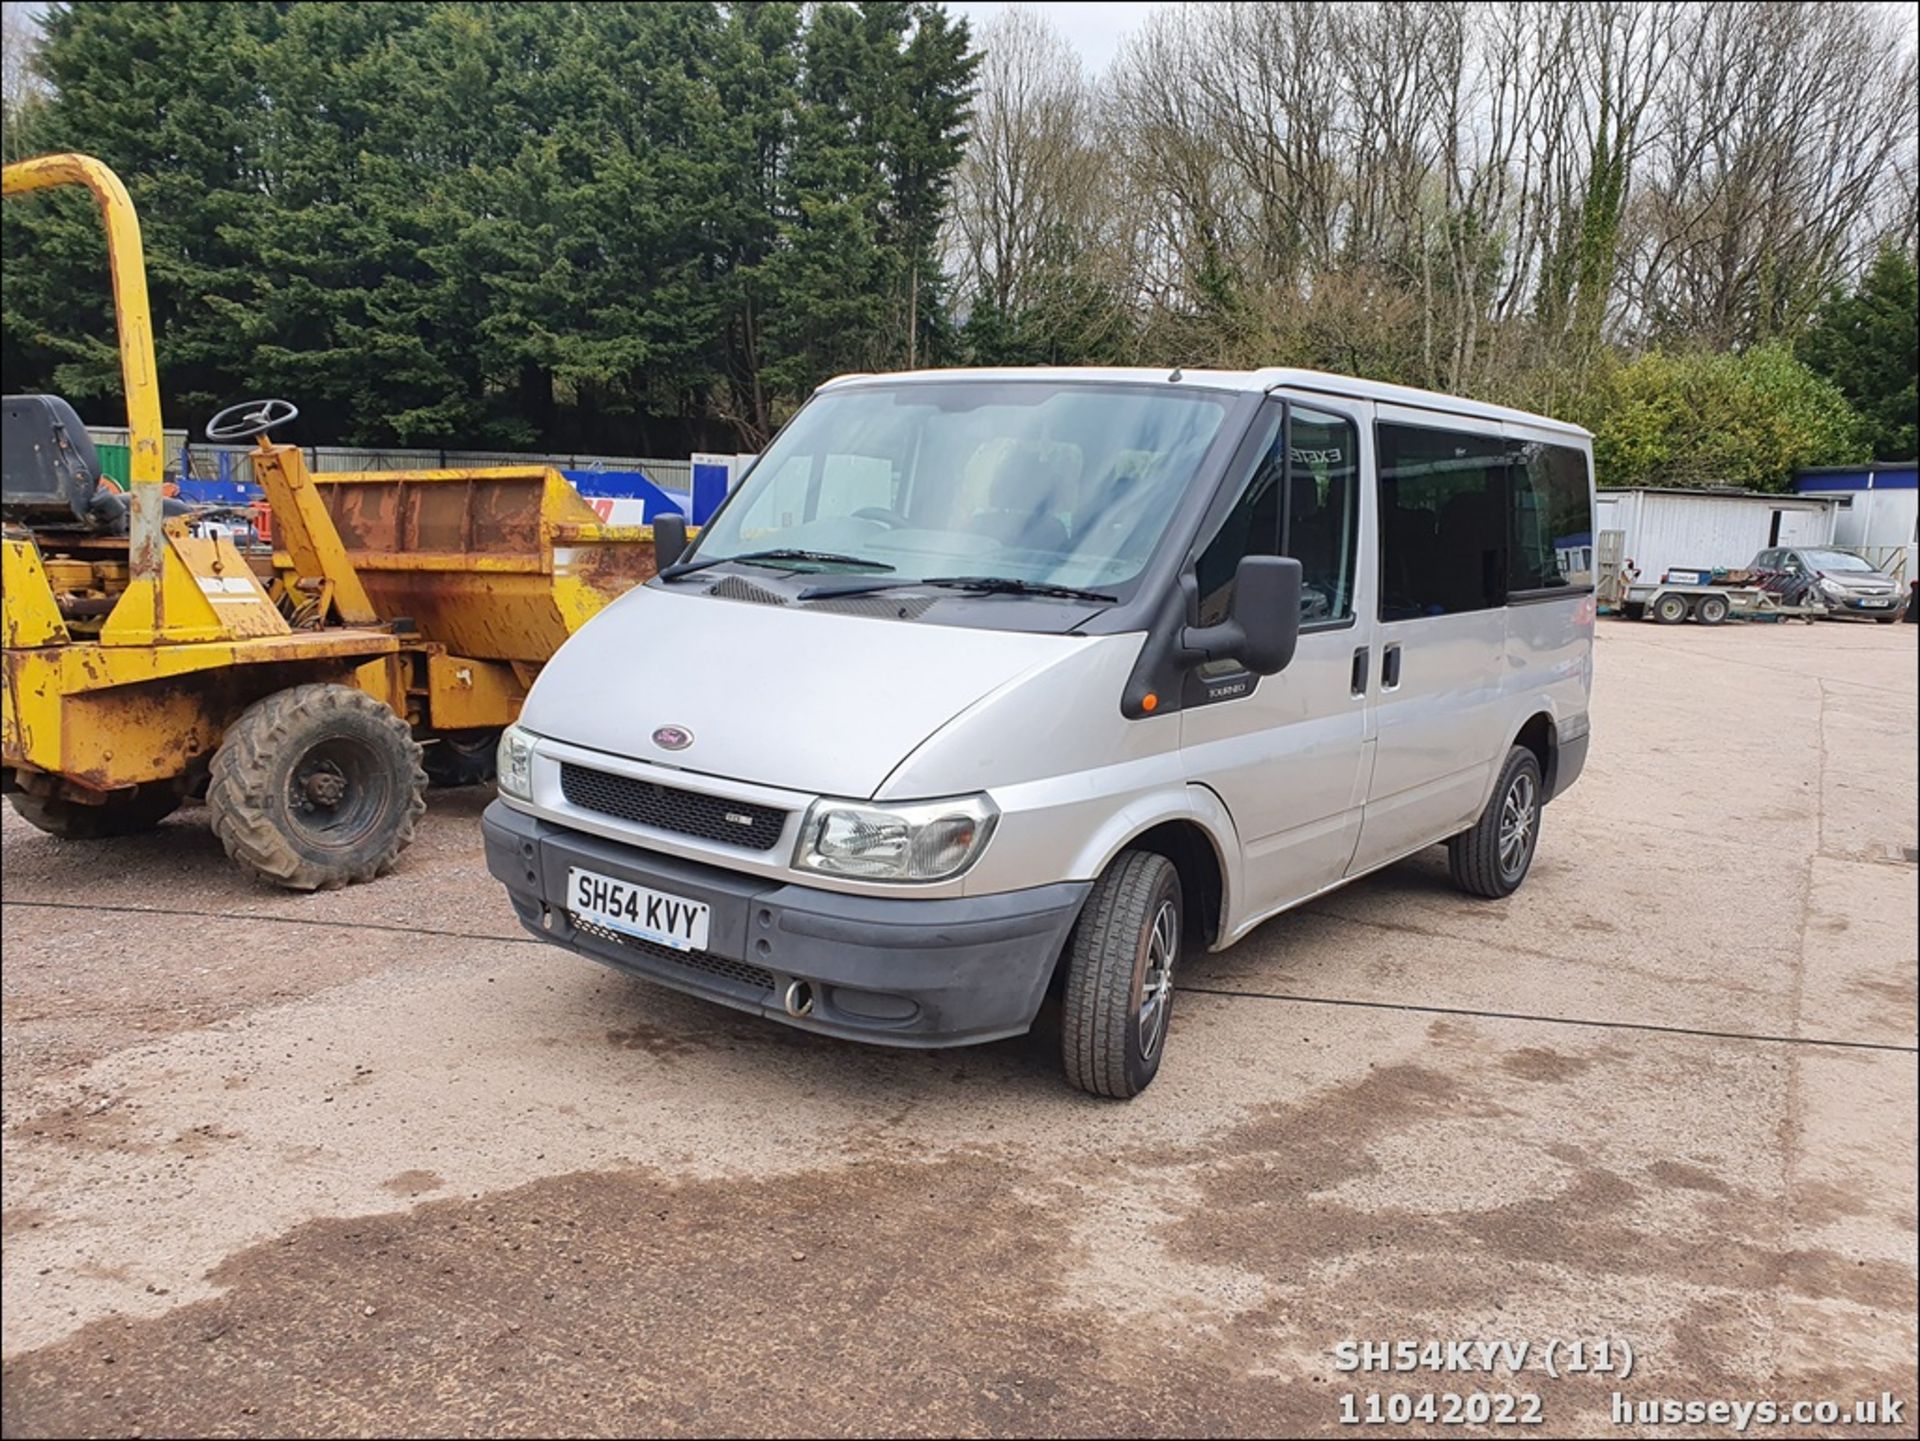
4, 1, 1911, 81
944, 1, 1144, 73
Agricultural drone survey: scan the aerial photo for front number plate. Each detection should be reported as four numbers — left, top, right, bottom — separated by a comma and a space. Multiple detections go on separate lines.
569, 867, 711, 952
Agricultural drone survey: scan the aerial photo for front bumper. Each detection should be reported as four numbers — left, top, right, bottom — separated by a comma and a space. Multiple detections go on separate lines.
483, 800, 1090, 1048
1829, 593, 1906, 617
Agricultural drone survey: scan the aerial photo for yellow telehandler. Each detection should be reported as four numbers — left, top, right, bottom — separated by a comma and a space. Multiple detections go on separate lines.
3, 153, 663, 888
2, 153, 429, 888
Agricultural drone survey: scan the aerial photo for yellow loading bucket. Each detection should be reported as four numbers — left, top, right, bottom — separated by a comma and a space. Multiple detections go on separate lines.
307, 467, 660, 662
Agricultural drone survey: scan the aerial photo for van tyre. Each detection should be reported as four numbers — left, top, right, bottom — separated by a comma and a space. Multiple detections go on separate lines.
1060, 850, 1181, 1099
1448, 746, 1543, 899
6, 781, 181, 839
424, 728, 500, 786
208, 684, 426, 891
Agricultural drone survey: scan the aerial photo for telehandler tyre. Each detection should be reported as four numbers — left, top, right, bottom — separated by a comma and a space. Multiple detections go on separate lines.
5, 781, 182, 838
208, 683, 426, 890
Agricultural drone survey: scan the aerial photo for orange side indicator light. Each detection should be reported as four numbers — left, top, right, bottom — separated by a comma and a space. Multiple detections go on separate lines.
1141, 693, 1159, 712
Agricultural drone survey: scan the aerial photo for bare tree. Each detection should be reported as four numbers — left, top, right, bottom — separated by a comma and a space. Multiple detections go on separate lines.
1543, 2, 1674, 359
948, 6, 1100, 316
1109, 7, 1237, 319
1628, 1, 1916, 345
2, 0, 48, 162
948, 0, 1917, 398
1337, 3, 1443, 280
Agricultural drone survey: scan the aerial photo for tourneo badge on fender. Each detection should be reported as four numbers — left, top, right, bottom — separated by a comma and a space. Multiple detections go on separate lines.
652, 725, 693, 751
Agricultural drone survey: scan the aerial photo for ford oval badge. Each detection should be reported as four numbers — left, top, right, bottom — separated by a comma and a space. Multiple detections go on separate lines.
652, 725, 693, 751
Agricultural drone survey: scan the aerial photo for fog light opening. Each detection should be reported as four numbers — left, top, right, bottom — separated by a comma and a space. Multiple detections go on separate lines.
783, 980, 815, 1019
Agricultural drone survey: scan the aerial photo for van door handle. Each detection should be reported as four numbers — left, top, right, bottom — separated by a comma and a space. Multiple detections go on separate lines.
1382, 643, 1403, 690
1350, 646, 1368, 697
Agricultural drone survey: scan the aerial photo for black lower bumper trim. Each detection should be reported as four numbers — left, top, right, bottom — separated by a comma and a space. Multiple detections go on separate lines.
485, 801, 1090, 1049
569, 914, 778, 993
1549, 729, 1590, 803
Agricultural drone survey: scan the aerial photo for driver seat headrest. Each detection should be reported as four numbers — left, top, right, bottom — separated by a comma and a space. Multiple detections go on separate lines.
2, 394, 103, 524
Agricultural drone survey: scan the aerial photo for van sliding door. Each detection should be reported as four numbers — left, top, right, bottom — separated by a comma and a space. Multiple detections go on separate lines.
1346, 408, 1510, 874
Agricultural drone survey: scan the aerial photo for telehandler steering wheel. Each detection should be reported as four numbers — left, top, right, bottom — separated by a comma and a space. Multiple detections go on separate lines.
207, 398, 300, 442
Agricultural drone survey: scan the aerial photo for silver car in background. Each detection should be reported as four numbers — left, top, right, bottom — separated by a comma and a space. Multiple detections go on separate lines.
1751, 545, 1909, 622
485, 368, 1596, 1097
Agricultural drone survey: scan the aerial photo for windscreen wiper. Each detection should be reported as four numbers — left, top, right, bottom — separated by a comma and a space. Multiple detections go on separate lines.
658, 548, 896, 581
795, 574, 1120, 603
919, 575, 1118, 603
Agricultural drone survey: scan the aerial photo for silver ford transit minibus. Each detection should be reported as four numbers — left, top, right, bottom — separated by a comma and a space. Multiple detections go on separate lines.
484, 368, 1594, 1097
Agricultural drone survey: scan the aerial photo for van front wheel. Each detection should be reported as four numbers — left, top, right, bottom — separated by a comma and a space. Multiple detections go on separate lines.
1448, 746, 1544, 899
1060, 850, 1182, 1099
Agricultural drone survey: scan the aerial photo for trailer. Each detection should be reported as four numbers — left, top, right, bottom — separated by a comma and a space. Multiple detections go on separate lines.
1618, 578, 1822, 625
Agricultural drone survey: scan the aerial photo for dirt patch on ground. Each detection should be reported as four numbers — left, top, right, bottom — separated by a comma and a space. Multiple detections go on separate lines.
1144, 1054, 1916, 1418
0, 1155, 1325, 1439
0, 899, 463, 1081
1159, 1058, 1915, 1317
1500, 1047, 1594, 1083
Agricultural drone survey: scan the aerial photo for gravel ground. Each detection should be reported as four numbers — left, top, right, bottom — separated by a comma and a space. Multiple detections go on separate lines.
2, 618, 1914, 1437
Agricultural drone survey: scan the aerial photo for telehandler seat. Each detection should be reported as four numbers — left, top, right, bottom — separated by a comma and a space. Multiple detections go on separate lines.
2, 392, 187, 534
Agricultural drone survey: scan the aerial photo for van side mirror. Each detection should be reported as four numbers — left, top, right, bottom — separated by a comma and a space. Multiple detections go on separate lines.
652, 512, 688, 572
1182, 555, 1302, 676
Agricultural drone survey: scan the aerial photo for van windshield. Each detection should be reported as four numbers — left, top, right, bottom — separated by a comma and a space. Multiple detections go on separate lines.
687, 381, 1232, 593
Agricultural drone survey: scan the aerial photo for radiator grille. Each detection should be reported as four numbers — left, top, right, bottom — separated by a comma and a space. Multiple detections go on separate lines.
560, 763, 787, 851
572, 916, 776, 993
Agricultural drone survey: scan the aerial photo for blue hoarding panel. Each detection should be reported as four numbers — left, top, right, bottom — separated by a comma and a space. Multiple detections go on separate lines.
690, 462, 729, 525
175, 465, 706, 519
177, 479, 259, 504
561, 469, 688, 521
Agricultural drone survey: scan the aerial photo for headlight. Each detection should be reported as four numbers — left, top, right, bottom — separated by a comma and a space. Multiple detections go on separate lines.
794, 794, 999, 882
496, 724, 538, 800
1817, 576, 1846, 597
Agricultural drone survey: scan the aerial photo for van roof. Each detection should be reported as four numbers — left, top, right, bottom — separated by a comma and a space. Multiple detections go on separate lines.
819, 366, 1592, 440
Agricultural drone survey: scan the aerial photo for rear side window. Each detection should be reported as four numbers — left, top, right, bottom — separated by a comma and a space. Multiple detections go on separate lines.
1377, 423, 1508, 620
1509, 442, 1594, 592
